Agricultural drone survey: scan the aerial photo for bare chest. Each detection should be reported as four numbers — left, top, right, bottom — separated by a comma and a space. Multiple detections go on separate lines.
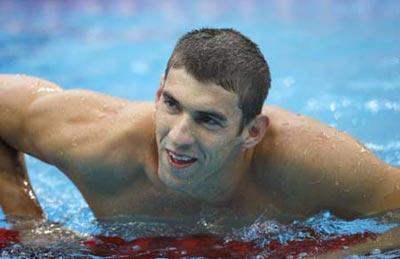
69, 168, 280, 224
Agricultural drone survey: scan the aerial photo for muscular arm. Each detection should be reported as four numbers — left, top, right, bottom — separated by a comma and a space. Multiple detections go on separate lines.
0, 74, 140, 170
0, 74, 150, 219
256, 106, 400, 219
0, 75, 62, 157
0, 75, 58, 219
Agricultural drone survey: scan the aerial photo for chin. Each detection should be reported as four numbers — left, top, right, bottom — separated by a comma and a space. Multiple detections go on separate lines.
159, 163, 207, 197
158, 163, 186, 190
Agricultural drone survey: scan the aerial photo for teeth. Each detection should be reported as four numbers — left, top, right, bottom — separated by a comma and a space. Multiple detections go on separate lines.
169, 151, 195, 162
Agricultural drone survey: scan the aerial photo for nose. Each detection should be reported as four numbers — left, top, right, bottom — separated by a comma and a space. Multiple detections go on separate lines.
168, 115, 195, 149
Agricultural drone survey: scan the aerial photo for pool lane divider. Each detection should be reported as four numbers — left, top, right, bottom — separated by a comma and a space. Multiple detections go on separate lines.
0, 228, 377, 257
0, 228, 19, 249
83, 232, 377, 258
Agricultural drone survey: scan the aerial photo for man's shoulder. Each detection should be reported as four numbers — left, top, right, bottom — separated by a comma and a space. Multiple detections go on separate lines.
259, 105, 303, 143
120, 101, 155, 134
102, 100, 155, 147
253, 105, 328, 170
262, 105, 303, 121
117, 101, 157, 166
27, 93, 156, 175
261, 105, 324, 136
121, 101, 155, 120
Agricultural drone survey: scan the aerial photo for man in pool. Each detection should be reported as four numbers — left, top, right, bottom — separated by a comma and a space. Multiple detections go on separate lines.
1, 28, 400, 224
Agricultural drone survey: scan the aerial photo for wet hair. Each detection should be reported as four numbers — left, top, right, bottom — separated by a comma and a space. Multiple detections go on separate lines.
165, 28, 271, 132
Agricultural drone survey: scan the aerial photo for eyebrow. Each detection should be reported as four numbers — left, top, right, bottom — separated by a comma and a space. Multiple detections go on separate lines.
162, 91, 179, 104
162, 91, 228, 122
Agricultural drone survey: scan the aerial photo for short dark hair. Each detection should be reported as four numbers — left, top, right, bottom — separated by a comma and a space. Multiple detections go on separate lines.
165, 28, 271, 131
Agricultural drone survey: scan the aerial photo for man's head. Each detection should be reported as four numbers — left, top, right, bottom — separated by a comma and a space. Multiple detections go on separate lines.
154, 28, 271, 201
164, 28, 271, 131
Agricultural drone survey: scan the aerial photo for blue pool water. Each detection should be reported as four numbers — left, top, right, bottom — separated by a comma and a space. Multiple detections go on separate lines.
0, 0, 400, 257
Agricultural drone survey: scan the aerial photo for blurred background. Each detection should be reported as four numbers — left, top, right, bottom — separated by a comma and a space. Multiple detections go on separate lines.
0, 0, 399, 232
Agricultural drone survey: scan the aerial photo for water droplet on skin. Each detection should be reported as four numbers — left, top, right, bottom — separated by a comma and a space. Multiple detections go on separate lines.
362, 194, 367, 199
335, 180, 340, 186
35, 87, 58, 93
317, 131, 330, 141
395, 185, 400, 190
28, 190, 36, 199
72, 142, 77, 147
34, 80, 41, 87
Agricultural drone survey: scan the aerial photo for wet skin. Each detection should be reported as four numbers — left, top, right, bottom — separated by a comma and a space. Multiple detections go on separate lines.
0, 70, 400, 224
155, 68, 254, 203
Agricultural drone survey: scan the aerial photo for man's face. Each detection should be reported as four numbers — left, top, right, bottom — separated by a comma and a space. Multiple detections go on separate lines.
154, 68, 245, 200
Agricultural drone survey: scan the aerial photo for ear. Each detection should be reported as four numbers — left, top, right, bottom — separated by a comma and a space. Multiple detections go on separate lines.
156, 74, 165, 102
242, 114, 269, 150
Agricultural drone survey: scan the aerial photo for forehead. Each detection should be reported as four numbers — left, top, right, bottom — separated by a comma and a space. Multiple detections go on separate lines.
163, 68, 242, 118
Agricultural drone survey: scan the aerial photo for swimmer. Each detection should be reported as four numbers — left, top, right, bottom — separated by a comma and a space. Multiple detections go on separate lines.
1, 28, 400, 224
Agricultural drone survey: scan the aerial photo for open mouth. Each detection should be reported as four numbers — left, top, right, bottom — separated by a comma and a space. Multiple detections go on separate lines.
166, 149, 198, 169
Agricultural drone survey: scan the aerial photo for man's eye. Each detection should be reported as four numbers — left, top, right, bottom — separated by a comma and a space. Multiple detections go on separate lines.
198, 116, 221, 128
163, 99, 179, 111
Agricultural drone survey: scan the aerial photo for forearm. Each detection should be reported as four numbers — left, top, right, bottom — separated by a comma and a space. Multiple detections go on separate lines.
0, 139, 44, 220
